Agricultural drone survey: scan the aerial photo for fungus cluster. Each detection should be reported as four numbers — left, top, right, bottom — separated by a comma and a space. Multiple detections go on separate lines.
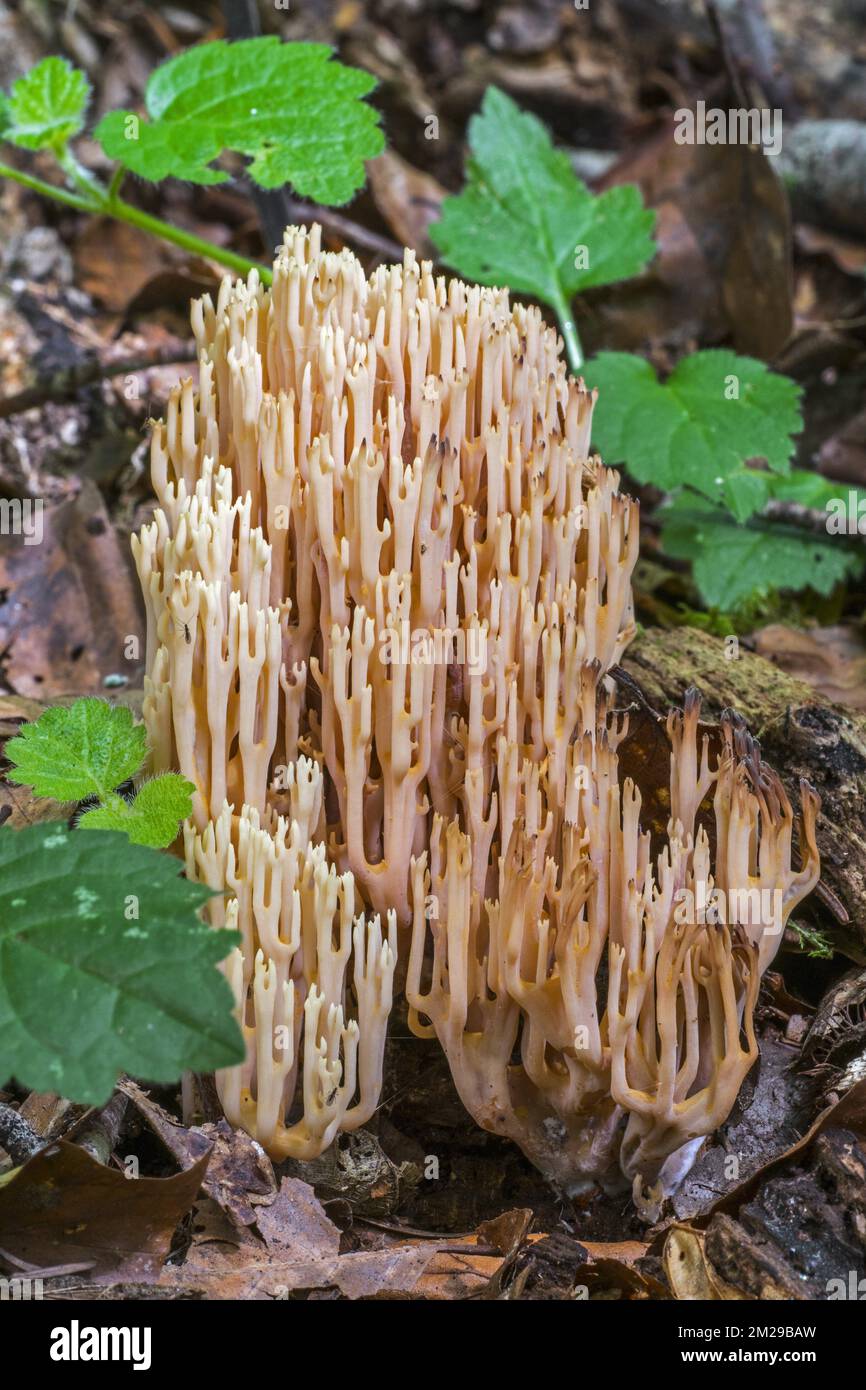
407, 695, 819, 1202
183, 758, 396, 1158
133, 225, 819, 1199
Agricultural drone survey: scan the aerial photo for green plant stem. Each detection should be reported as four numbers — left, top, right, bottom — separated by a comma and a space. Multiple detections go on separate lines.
110, 195, 272, 281
551, 293, 584, 374
107, 166, 125, 201
0, 160, 95, 214
57, 147, 105, 201
0, 159, 272, 284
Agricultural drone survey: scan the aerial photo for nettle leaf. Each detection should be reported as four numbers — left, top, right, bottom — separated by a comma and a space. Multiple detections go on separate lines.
4, 56, 90, 151
430, 86, 655, 310
5, 699, 146, 803
0, 825, 243, 1104
660, 492, 863, 609
79, 774, 194, 848
586, 349, 803, 520
94, 37, 384, 203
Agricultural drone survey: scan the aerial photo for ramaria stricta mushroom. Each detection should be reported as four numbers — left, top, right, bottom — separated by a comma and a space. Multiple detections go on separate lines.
132, 224, 820, 1206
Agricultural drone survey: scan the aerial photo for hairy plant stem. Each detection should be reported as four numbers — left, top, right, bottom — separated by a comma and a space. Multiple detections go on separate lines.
0, 160, 272, 284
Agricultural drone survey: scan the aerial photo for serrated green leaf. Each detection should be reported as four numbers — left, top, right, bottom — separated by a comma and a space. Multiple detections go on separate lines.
94, 37, 383, 203
4, 57, 90, 151
430, 86, 655, 311
96, 114, 226, 186
660, 492, 863, 608
0, 825, 243, 1104
5, 699, 146, 802
585, 349, 803, 516
78, 774, 194, 848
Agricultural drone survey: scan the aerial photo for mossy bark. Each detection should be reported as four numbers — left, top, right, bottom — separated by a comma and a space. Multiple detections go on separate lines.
618, 626, 866, 963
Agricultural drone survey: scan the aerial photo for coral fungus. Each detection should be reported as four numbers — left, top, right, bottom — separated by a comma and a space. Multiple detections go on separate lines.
133, 226, 819, 1197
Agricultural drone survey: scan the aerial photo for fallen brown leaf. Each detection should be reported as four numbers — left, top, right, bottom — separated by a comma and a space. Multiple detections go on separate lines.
663, 1225, 746, 1301
0, 1139, 209, 1283
796, 224, 866, 278
367, 150, 446, 259
17, 1090, 78, 1143
0, 781, 68, 828
592, 127, 792, 359
118, 1080, 275, 1229
751, 623, 866, 709
160, 1177, 436, 1299
74, 218, 214, 314
414, 1241, 503, 1300
0, 478, 145, 697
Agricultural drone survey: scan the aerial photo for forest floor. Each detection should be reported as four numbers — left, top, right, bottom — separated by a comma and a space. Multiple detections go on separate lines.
0, 0, 864, 1300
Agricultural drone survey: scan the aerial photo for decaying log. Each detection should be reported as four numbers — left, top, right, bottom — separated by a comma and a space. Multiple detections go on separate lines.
703, 1130, 866, 1300
617, 626, 866, 962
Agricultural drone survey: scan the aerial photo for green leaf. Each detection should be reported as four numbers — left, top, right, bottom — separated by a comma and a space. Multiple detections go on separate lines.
721, 469, 773, 521
660, 491, 863, 609
79, 774, 194, 848
430, 86, 655, 311
94, 37, 384, 203
585, 349, 803, 518
766, 469, 866, 512
5, 699, 146, 802
3, 57, 90, 151
0, 825, 243, 1104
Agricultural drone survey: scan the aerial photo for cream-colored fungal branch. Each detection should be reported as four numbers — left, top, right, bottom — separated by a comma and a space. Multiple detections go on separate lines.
133, 224, 639, 927
134, 226, 819, 1198
407, 692, 820, 1206
184, 756, 397, 1160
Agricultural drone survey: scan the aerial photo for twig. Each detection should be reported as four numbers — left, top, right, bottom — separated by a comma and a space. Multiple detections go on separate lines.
0, 1248, 94, 1279
668, 497, 866, 546
276, 197, 404, 263
357, 1215, 479, 1240
704, 0, 798, 117
607, 666, 668, 731
0, 1101, 42, 1164
704, 0, 751, 111
76, 1092, 128, 1166
763, 498, 849, 539
0, 343, 196, 420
